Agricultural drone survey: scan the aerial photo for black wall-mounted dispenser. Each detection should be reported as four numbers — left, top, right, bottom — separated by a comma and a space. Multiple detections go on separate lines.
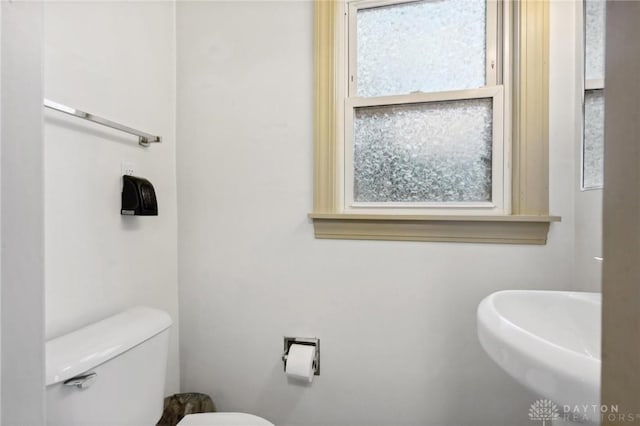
121, 175, 158, 216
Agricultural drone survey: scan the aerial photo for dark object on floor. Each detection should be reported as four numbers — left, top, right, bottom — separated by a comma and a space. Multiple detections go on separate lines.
156, 392, 216, 426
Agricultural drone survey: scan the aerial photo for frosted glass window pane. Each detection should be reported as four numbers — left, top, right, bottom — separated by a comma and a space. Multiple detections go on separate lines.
356, 0, 486, 97
354, 99, 493, 202
585, 0, 606, 81
583, 90, 604, 188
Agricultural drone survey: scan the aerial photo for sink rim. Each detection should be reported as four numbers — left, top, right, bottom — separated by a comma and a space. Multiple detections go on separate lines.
477, 289, 600, 413
482, 289, 600, 362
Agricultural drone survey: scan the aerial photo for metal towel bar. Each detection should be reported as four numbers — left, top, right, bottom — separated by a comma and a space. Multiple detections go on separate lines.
44, 99, 162, 147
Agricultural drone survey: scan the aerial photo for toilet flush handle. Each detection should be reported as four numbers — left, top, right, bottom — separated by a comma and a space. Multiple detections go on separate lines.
63, 372, 97, 389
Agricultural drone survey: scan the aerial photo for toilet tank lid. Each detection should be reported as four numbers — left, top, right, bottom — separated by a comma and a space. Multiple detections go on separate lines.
46, 306, 172, 386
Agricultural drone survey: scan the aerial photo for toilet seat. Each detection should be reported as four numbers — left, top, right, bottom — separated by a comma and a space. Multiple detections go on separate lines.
177, 412, 275, 426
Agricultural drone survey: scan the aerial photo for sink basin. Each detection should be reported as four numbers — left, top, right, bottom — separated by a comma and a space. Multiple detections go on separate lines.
477, 290, 601, 423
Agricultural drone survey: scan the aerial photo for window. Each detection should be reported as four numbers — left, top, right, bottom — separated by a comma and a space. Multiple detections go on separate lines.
582, 0, 605, 190
311, 0, 559, 244
346, 0, 506, 215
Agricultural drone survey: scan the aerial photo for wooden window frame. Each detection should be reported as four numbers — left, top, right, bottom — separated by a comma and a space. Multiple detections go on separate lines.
310, 0, 560, 244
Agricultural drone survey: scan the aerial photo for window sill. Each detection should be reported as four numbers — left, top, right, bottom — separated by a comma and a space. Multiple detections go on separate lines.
308, 213, 561, 245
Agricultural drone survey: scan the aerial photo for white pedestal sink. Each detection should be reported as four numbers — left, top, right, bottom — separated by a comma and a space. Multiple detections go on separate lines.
477, 291, 601, 425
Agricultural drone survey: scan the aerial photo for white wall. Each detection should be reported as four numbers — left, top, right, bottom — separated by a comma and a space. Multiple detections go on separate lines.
176, 2, 578, 425
1, 1, 46, 424
574, 190, 602, 292
44, 1, 180, 394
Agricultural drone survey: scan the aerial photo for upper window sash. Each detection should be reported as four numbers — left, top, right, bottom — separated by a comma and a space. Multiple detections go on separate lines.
583, 0, 606, 85
347, 0, 502, 98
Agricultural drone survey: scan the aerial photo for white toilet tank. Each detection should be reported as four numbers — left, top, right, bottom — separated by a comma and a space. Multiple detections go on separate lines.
46, 307, 172, 426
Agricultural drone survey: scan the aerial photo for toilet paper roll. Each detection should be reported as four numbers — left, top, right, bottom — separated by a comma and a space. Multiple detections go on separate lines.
285, 344, 316, 383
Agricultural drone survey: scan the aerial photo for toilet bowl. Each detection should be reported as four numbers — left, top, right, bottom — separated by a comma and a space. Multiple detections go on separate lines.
178, 412, 275, 426
45, 307, 275, 426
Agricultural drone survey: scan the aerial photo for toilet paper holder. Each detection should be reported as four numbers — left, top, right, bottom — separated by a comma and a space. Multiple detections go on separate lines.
282, 336, 320, 376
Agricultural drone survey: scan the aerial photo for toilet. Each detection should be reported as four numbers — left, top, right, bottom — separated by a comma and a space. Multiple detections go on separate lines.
177, 413, 274, 426
45, 306, 275, 426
